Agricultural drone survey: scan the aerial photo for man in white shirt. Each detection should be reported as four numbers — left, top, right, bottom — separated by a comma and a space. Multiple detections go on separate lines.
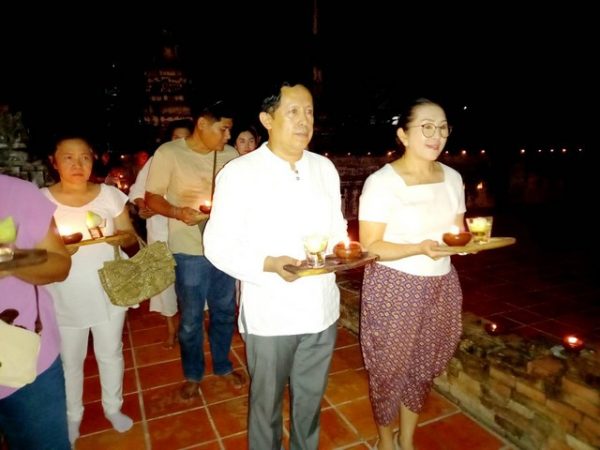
204, 82, 347, 450
145, 101, 245, 400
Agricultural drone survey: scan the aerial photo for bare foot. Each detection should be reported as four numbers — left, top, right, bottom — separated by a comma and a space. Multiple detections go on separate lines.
161, 334, 177, 349
219, 370, 247, 389
162, 315, 178, 349
179, 380, 200, 399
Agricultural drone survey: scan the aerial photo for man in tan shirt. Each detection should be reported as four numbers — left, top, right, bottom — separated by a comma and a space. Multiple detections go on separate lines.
145, 101, 245, 399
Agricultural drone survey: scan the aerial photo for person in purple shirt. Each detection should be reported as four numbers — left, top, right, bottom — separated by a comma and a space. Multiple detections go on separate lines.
0, 174, 72, 449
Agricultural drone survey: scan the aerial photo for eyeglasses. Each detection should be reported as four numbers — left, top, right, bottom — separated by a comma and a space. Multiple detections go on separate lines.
408, 123, 452, 138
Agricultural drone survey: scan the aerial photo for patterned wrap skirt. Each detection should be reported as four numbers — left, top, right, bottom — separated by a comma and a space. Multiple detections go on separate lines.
360, 262, 462, 425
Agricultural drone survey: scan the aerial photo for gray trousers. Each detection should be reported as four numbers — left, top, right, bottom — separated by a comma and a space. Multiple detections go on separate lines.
245, 323, 337, 450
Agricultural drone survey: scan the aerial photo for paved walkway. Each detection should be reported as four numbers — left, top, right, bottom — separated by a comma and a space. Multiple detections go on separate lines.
74, 205, 597, 449
75, 307, 514, 449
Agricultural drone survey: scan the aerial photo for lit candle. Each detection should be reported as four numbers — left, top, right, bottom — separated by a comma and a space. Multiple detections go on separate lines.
469, 218, 488, 232
59, 225, 83, 244
334, 236, 362, 260
62, 232, 83, 244
466, 216, 493, 244
59, 225, 73, 236
199, 200, 212, 214
563, 335, 584, 353
484, 321, 501, 335
442, 226, 472, 246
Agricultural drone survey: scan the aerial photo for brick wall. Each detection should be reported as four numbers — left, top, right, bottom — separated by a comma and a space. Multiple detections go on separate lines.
329, 155, 389, 220
434, 313, 600, 450
330, 154, 496, 221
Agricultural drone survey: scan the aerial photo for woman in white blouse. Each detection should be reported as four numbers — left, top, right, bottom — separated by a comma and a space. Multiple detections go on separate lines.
42, 136, 136, 445
359, 98, 464, 450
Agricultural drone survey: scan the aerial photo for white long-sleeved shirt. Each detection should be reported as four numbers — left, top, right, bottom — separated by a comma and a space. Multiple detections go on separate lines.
204, 143, 347, 336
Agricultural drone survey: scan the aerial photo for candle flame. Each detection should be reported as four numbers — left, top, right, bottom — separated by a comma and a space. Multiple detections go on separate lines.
450, 225, 460, 235
566, 336, 580, 345
343, 236, 350, 248
490, 323, 497, 331
204, 200, 212, 207
59, 226, 73, 236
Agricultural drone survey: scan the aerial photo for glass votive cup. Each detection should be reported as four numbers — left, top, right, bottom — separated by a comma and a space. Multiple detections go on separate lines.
466, 216, 493, 244
0, 243, 15, 263
303, 235, 328, 268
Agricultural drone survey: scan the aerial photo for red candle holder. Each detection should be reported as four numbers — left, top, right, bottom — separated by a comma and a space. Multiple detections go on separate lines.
199, 201, 212, 214
334, 240, 362, 260
62, 232, 83, 245
442, 231, 472, 246
562, 335, 584, 353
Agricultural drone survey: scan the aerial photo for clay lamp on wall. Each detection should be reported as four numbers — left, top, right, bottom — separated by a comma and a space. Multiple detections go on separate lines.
562, 335, 584, 353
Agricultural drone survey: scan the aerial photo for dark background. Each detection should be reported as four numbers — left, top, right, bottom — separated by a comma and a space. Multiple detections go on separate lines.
1, 4, 596, 156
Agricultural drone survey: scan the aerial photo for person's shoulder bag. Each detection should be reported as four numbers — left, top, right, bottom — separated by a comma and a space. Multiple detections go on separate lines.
98, 235, 176, 307
0, 286, 42, 388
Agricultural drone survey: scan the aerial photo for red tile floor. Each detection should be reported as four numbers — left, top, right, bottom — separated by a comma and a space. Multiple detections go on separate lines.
454, 206, 598, 349
75, 206, 597, 449
74, 302, 515, 450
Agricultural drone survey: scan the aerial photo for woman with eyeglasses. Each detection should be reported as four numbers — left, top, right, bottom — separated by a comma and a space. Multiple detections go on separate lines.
358, 98, 465, 450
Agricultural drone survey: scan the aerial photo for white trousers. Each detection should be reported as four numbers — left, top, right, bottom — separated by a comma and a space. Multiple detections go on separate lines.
59, 310, 127, 422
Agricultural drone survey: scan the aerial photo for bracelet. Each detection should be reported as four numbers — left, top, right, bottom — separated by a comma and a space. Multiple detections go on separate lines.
171, 206, 180, 220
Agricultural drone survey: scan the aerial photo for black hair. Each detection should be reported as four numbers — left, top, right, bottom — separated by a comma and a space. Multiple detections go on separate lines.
50, 132, 94, 156
191, 99, 235, 123
395, 98, 442, 130
393, 98, 445, 151
260, 80, 311, 115
166, 119, 193, 138
232, 123, 259, 142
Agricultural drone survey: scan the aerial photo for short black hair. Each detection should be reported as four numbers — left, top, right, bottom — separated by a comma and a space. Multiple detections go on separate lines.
192, 99, 235, 123
50, 131, 94, 156
260, 80, 311, 115
166, 119, 193, 137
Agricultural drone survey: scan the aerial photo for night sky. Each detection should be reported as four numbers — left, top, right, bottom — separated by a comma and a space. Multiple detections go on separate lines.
1, 4, 597, 156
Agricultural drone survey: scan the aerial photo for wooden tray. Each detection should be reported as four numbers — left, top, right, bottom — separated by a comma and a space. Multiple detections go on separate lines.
284, 252, 379, 277
0, 249, 48, 270
65, 234, 122, 251
432, 237, 516, 255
